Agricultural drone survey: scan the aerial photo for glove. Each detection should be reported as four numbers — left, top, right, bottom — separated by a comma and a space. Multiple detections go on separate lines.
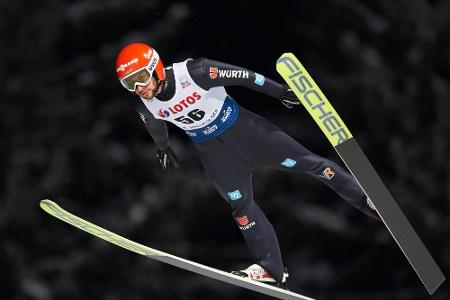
278, 85, 300, 109
156, 146, 180, 172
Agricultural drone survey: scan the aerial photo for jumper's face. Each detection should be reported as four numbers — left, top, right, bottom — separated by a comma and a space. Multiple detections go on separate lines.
135, 76, 161, 100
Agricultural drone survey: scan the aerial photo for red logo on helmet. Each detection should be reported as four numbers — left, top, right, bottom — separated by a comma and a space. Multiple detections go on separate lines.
116, 58, 139, 73
235, 215, 249, 226
143, 49, 153, 59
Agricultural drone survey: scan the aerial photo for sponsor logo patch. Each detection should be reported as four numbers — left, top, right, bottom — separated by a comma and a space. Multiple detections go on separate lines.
157, 91, 202, 118
180, 75, 191, 89
209, 67, 219, 79
221, 106, 233, 123
254, 73, 265, 86
227, 190, 242, 201
202, 124, 218, 135
319, 167, 335, 180
281, 158, 297, 168
235, 215, 256, 231
236, 215, 249, 226
209, 67, 249, 79
138, 113, 147, 124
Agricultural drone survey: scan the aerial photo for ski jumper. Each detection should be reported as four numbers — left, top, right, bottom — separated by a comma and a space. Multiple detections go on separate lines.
135, 58, 379, 282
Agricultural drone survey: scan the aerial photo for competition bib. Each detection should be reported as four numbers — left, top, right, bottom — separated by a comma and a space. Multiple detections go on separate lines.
142, 59, 239, 142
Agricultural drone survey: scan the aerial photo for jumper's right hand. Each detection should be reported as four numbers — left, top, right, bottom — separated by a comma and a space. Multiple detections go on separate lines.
156, 146, 180, 172
278, 85, 300, 109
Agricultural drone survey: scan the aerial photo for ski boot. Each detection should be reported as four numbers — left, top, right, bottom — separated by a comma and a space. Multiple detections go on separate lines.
231, 264, 289, 289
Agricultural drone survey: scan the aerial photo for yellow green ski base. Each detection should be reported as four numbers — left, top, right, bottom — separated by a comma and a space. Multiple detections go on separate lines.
276, 53, 445, 295
276, 53, 352, 147
40, 199, 315, 300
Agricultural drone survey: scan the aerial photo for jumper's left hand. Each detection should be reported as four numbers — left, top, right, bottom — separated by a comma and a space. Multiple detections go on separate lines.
156, 146, 180, 173
278, 85, 300, 109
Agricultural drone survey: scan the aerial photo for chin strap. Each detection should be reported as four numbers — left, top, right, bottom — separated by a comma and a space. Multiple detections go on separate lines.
155, 79, 167, 97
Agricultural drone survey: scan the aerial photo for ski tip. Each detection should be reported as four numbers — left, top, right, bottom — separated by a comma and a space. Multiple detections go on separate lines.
276, 52, 295, 61
276, 53, 300, 73
40, 199, 56, 209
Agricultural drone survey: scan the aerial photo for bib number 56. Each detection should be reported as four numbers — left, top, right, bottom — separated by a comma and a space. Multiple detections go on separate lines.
174, 109, 205, 124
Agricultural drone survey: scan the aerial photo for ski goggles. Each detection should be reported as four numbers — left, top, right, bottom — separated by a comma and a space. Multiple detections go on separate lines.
120, 67, 153, 92
120, 51, 160, 92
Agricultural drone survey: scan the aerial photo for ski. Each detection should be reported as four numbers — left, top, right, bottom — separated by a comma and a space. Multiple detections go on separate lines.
40, 199, 315, 300
276, 53, 445, 295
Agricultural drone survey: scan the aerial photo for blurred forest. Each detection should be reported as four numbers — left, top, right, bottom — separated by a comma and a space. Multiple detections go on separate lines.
1, 0, 449, 299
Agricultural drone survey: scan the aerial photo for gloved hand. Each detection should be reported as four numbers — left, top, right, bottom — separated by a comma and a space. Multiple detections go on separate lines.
278, 85, 300, 109
156, 146, 180, 172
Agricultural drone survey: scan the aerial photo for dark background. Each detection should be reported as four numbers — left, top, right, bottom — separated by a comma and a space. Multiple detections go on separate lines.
1, 0, 449, 299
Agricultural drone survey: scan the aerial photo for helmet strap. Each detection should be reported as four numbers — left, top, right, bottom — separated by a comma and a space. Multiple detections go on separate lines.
155, 79, 166, 96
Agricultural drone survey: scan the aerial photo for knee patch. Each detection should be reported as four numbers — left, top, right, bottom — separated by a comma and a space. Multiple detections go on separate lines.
317, 166, 336, 180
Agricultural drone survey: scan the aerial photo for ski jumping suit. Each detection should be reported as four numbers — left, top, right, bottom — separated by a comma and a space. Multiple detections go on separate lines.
135, 58, 379, 282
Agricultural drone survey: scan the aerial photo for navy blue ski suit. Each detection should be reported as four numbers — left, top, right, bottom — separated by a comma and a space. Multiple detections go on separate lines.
135, 58, 379, 282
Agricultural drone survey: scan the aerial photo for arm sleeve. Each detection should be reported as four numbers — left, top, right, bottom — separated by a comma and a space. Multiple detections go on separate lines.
187, 58, 284, 98
134, 98, 170, 151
